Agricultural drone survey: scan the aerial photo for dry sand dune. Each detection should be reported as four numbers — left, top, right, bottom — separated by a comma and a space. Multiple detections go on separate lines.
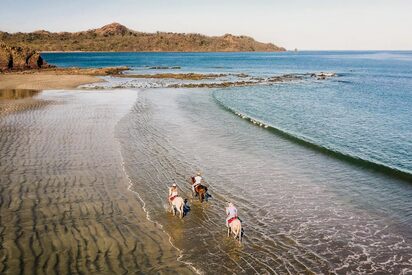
0, 90, 194, 274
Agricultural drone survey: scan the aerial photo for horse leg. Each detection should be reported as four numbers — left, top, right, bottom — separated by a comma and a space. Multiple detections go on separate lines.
233, 223, 239, 240
227, 226, 231, 237
172, 205, 176, 216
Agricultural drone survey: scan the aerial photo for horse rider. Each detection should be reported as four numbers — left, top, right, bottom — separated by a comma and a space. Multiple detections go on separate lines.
168, 183, 178, 204
225, 202, 238, 227
192, 172, 203, 195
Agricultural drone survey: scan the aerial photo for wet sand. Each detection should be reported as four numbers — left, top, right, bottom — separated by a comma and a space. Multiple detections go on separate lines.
0, 90, 45, 116
0, 90, 194, 274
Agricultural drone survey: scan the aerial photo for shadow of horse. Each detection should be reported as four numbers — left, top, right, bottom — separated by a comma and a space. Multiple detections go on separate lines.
183, 199, 191, 216
205, 192, 212, 201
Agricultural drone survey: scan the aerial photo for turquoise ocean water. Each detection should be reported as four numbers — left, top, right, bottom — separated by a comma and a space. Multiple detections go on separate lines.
43, 51, 412, 175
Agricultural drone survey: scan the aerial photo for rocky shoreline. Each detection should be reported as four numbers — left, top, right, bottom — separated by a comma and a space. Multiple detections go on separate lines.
0, 42, 336, 90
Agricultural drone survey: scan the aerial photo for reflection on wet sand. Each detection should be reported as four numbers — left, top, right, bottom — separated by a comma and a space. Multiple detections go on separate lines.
0, 90, 194, 275
0, 89, 49, 116
0, 89, 40, 100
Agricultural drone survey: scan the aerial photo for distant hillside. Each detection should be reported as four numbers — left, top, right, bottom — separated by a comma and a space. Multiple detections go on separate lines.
0, 23, 285, 52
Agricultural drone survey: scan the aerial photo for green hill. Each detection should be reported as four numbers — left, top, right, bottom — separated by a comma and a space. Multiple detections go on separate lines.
0, 23, 285, 52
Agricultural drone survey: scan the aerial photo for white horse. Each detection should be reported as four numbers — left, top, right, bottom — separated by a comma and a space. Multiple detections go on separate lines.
227, 218, 242, 244
170, 196, 185, 219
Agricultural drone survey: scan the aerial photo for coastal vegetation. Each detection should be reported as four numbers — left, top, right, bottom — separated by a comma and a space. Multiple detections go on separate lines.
0, 23, 285, 52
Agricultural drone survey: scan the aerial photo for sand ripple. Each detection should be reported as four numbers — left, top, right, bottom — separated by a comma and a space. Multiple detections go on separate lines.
0, 90, 194, 274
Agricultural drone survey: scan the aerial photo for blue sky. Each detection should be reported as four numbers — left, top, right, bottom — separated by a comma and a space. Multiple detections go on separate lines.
1, 0, 411, 50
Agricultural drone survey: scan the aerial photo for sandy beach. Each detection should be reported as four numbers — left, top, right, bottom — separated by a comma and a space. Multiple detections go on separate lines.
0, 67, 131, 90
0, 89, 194, 274
0, 74, 102, 89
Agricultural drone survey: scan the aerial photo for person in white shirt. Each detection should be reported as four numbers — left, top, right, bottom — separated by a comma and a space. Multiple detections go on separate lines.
225, 202, 238, 227
192, 172, 203, 195
168, 183, 178, 203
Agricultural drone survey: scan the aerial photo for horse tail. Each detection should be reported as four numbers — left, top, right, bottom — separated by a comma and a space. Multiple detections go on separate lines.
238, 221, 242, 244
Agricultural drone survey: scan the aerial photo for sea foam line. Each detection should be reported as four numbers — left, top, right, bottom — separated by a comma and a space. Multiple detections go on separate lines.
213, 93, 412, 181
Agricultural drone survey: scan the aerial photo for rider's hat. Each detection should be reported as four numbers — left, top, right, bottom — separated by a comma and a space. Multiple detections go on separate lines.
228, 202, 234, 207
172, 183, 177, 187
197, 172, 201, 176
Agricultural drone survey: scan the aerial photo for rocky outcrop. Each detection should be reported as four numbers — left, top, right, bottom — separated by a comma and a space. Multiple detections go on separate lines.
0, 43, 52, 72
94, 22, 130, 36
0, 45, 12, 70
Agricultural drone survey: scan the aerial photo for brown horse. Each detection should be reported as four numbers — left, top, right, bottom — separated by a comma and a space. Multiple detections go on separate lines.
191, 176, 208, 203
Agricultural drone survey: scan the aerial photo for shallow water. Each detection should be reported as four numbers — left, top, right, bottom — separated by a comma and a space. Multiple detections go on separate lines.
118, 88, 412, 274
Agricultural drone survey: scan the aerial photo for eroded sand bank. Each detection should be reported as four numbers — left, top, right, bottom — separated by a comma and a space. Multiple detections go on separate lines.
0, 90, 194, 274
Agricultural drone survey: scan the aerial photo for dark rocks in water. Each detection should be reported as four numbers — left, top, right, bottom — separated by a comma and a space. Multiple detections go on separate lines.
167, 80, 257, 88
268, 74, 303, 82
147, 66, 181, 70
310, 72, 336, 80
235, 73, 250, 78
0, 43, 53, 72
116, 72, 227, 80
